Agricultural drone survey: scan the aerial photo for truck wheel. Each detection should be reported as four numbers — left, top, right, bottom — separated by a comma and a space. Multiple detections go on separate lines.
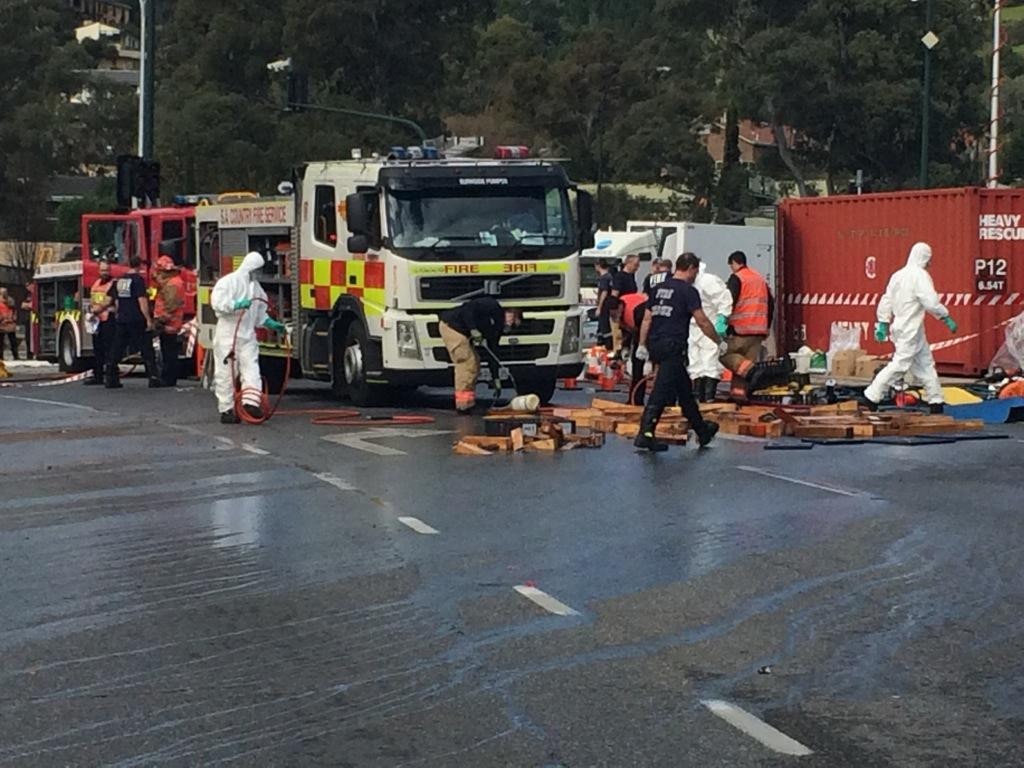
260, 357, 288, 395
58, 324, 86, 373
514, 373, 557, 405
334, 320, 389, 407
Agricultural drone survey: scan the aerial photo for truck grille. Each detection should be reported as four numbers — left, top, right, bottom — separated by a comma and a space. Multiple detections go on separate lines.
419, 274, 562, 301
432, 343, 550, 363
426, 318, 555, 338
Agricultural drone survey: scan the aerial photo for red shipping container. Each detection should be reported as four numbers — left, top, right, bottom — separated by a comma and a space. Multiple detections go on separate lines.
778, 188, 1024, 376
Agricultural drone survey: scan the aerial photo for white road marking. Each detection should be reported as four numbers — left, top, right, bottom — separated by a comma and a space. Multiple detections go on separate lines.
397, 516, 439, 535
240, 443, 270, 456
513, 585, 580, 617
314, 472, 357, 492
0, 395, 100, 412
322, 428, 452, 456
213, 436, 236, 451
737, 465, 862, 498
702, 699, 813, 756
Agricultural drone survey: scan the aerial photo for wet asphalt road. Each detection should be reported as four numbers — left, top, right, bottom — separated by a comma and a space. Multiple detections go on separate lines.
1, 374, 1023, 767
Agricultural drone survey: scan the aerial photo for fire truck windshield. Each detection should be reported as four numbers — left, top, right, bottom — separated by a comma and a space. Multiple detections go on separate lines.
386, 184, 575, 260
86, 220, 141, 266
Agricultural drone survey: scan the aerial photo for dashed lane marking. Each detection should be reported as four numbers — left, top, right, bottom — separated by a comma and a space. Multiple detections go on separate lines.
736, 465, 862, 498
702, 699, 813, 756
0, 395, 100, 413
240, 443, 270, 456
314, 472, 357, 492
513, 585, 580, 617
397, 516, 440, 535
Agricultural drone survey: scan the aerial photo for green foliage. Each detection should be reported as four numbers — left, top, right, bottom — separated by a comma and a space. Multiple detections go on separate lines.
54, 179, 117, 243
1, 0, 1015, 245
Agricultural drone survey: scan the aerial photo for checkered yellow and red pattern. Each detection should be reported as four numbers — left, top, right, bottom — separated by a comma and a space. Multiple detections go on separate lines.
299, 258, 386, 316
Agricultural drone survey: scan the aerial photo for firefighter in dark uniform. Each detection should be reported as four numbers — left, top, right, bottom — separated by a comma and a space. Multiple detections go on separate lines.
633, 253, 723, 452
438, 297, 510, 414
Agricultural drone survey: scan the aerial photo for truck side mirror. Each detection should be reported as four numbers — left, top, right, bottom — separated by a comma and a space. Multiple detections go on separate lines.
577, 190, 595, 250
347, 234, 369, 254
345, 191, 381, 249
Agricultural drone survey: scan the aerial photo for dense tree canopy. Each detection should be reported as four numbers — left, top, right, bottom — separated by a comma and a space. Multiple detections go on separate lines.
2, 0, 1020, 236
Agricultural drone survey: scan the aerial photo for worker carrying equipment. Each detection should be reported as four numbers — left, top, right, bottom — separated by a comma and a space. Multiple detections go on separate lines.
720, 251, 773, 398
689, 260, 733, 403
210, 251, 279, 424
633, 253, 722, 452
438, 297, 507, 414
864, 242, 956, 413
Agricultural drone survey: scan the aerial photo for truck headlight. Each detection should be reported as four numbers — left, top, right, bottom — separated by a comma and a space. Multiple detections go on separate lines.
396, 320, 421, 360
560, 316, 581, 355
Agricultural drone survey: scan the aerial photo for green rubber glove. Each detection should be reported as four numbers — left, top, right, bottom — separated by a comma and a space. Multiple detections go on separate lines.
470, 329, 484, 346
874, 322, 890, 343
233, 298, 252, 311
714, 314, 728, 336
942, 316, 957, 334
263, 318, 286, 333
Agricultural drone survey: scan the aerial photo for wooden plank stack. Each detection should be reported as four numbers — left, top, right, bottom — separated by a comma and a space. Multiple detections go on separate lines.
452, 396, 985, 455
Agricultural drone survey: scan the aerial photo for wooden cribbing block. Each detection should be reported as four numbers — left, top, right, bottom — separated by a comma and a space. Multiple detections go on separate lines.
524, 438, 560, 452
461, 435, 513, 452
454, 440, 493, 456
565, 432, 605, 448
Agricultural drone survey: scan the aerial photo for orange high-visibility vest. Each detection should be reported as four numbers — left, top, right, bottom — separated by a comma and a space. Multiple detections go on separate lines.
729, 267, 770, 336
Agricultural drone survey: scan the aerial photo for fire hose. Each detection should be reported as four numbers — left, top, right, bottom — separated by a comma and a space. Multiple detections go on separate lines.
229, 298, 434, 426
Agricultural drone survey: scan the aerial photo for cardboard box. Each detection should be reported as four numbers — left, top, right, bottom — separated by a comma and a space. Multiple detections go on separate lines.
830, 348, 863, 378
855, 355, 881, 379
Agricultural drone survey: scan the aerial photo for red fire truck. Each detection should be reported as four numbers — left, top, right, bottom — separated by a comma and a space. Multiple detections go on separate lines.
32, 205, 197, 372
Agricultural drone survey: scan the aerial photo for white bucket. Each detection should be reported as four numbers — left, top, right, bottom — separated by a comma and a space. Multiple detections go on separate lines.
509, 394, 541, 412
789, 351, 811, 375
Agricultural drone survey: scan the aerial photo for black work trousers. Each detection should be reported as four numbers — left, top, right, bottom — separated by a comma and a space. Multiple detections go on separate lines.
159, 332, 180, 386
105, 322, 155, 385
639, 337, 706, 434
91, 318, 115, 380
0, 332, 16, 360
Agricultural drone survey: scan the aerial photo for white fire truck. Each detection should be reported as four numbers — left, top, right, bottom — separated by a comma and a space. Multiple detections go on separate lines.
194, 149, 594, 405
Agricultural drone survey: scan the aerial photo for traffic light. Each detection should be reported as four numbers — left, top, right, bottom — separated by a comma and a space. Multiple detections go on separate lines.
138, 160, 161, 206
286, 72, 309, 112
116, 154, 140, 210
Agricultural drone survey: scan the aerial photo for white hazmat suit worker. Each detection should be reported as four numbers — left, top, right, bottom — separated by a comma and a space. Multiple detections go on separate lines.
689, 261, 733, 402
864, 242, 957, 412
210, 251, 286, 423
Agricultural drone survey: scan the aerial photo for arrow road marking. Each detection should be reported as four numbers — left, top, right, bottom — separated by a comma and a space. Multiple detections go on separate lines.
322, 428, 452, 456
702, 700, 813, 756
513, 585, 580, 617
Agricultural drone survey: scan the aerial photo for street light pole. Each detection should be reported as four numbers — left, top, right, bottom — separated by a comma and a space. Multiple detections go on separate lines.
919, 0, 936, 188
137, 0, 155, 161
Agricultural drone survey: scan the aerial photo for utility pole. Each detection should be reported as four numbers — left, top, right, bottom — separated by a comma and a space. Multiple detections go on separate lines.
919, 0, 938, 188
989, 0, 1003, 188
137, 0, 155, 160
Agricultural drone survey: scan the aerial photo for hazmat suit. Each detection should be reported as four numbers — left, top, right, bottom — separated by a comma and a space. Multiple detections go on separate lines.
689, 262, 733, 400
211, 252, 270, 420
864, 242, 955, 406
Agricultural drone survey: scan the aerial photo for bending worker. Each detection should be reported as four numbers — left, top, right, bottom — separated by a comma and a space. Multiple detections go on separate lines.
689, 260, 733, 403
438, 296, 508, 414
863, 242, 956, 414
210, 251, 286, 424
634, 253, 723, 452
719, 250, 773, 398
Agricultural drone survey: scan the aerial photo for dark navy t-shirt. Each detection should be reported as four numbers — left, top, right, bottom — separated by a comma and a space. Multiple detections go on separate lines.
108, 273, 147, 325
648, 277, 703, 345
